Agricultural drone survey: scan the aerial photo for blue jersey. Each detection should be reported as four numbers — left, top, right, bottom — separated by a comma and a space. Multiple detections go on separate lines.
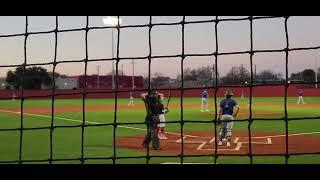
202, 91, 208, 98
220, 98, 237, 115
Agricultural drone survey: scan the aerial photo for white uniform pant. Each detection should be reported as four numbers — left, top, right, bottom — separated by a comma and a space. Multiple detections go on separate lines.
158, 114, 166, 128
201, 98, 208, 111
297, 96, 304, 104
218, 115, 234, 141
128, 97, 134, 105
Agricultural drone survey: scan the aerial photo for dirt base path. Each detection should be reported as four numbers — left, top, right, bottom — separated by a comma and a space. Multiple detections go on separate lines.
116, 130, 320, 155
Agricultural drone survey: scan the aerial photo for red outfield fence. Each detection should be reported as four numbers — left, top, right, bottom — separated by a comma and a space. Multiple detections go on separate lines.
1, 85, 319, 99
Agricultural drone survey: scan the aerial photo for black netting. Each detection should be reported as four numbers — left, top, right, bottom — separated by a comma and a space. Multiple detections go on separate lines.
0, 16, 319, 164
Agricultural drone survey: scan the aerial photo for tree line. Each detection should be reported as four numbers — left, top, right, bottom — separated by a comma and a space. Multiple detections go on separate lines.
3, 66, 320, 90
5, 66, 62, 90
147, 65, 320, 87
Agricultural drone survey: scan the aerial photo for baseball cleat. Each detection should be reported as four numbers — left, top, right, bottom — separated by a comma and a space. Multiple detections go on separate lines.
162, 135, 168, 140
153, 147, 162, 150
226, 141, 231, 147
218, 141, 223, 146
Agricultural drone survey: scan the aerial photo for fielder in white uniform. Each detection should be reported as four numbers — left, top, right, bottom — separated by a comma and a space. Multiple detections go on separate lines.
128, 91, 134, 106
201, 89, 209, 112
297, 89, 305, 104
12, 92, 17, 101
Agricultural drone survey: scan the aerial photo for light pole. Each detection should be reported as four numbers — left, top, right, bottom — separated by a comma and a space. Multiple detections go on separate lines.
315, 51, 318, 88
132, 59, 135, 90
212, 63, 215, 86
254, 64, 257, 80
121, 63, 124, 76
103, 16, 122, 90
96, 65, 101, 88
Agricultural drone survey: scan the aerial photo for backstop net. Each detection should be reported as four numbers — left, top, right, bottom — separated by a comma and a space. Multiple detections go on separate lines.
0, 16, 319, 164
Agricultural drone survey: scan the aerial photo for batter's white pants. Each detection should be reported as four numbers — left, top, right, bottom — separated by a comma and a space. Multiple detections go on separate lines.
158, 114, 166, 128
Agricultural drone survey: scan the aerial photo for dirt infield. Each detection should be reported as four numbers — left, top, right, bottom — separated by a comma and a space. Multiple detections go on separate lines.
116, 130, 320, 155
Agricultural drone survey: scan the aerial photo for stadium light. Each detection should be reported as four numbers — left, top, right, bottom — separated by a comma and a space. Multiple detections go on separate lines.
103, 17, 122, 26
132, 59, 135, 90
103, 16, 122, 90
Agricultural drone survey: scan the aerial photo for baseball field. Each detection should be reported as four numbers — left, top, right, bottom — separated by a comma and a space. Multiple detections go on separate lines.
0, 96, 320, 164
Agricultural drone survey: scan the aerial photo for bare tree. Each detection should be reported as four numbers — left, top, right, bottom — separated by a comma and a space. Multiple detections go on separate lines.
176, 65, 218, 87
257, 70, 282, 82
302, 69, 316, 82
221, 66, 250, 84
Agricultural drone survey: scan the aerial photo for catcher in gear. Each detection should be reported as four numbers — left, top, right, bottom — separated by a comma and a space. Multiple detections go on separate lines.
217, 89, 239, 146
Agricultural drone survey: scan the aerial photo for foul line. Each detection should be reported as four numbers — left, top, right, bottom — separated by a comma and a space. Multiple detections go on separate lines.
246, 132, 320, 139
1, 109, 320, 139
161, 162, 218, 164
0, 109, 207, 139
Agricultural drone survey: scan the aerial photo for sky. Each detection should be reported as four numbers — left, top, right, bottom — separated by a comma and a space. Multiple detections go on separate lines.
0, 16, 320, 79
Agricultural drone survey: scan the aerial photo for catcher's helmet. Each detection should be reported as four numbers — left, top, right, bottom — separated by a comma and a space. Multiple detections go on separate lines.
225, 89, 234, 96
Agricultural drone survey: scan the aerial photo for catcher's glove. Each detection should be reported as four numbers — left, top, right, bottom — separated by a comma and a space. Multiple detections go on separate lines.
162, 108, 169, 113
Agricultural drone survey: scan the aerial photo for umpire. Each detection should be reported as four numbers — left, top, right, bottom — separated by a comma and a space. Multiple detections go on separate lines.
141, 90, 164, 150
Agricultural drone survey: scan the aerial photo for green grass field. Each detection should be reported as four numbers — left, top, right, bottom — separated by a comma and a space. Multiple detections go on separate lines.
0, 96, 320, 164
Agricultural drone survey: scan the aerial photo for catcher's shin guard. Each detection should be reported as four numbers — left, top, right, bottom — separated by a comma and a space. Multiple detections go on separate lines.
218, 128, 226, 141
226, 129, 232, 142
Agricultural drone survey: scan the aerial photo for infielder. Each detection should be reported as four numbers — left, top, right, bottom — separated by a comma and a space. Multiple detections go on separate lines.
201, 89, 209, 112
128, 91, 134, 106
217, 89, 239, 147
12, 92, 17, 101
297, 89, 305, 104
158, 96, 168, 140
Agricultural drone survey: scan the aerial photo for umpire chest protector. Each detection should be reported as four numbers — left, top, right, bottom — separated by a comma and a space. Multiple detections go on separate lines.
146, 94, 163, 115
